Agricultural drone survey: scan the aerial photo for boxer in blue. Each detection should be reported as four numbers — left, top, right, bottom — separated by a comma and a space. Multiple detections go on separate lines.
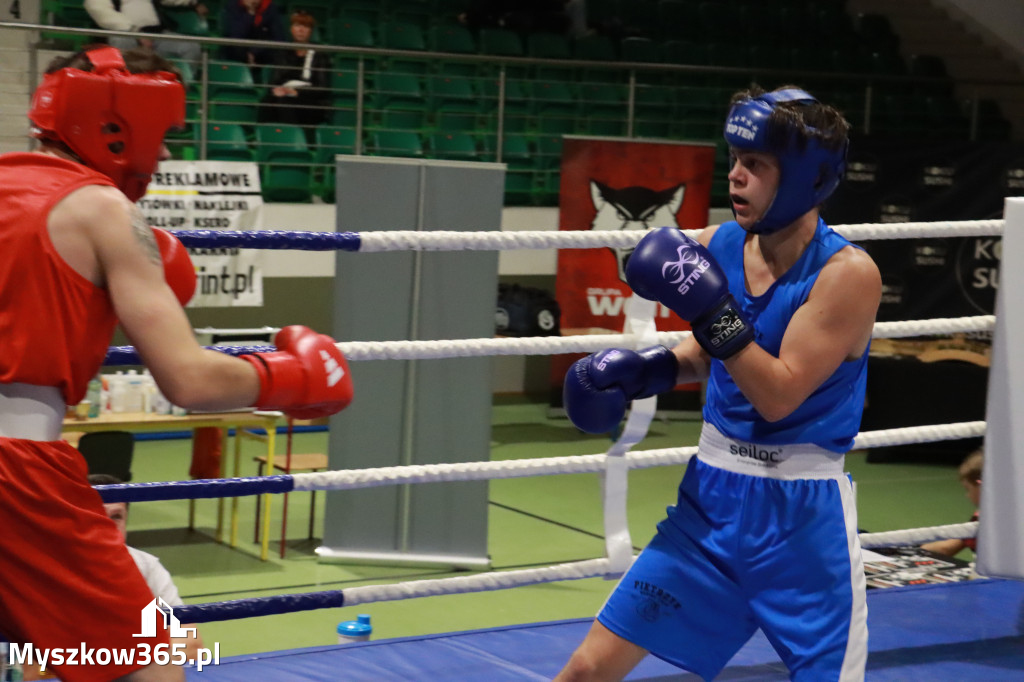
556, 86, 882, 682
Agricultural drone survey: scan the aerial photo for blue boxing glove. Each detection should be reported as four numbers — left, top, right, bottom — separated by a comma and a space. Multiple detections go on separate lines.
563, 346, 679, 434
626, 227, 754, 359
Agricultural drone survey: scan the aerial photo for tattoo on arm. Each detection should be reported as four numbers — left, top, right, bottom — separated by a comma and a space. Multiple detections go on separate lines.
129, 205, 161, 265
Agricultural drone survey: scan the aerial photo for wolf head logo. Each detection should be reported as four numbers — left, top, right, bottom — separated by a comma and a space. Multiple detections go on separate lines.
589, 180, 686, 282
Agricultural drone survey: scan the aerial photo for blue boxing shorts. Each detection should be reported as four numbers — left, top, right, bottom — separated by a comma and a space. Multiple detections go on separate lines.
598, 423, 867, 682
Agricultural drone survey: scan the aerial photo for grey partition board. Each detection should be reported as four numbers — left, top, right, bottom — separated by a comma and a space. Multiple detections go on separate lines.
322, 156, 504, 567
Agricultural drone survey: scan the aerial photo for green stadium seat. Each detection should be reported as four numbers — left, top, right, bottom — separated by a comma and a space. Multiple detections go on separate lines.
389, 0, 433, 26
534, 134, 564, 171
205, 124, 254, 161
336, 0, 382, 26
207, 61, 260, 125
370, 73, 426, 131
430, 132, 478, 161
371, 130, 425, 157
479, 77, 531, 133
314, 127, 359, 202
380, 20, 426, 50
315, 126, 358, 163
479, 28, 524, 57
531, 81, 578, 134
430, 23, 476, 54
163, 7, 210, 36
620, 37, 661, 64
436, 110, 481, 133
254, 124, 314, 202
428, 74, 478, 113
332, 18, 375, 48
527, 33, 572, 60
573, 34, 617, 62
42, 0, 93, 49
372, 72, 425, 109
535, 169, 562, 206
503, 169, 535, 206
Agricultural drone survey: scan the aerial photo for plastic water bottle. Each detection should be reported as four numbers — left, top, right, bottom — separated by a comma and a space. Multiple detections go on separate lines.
336, 614, 372, 644
86, 375, 102, 418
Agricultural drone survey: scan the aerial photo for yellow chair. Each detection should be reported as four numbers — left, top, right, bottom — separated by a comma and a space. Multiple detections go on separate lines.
253, 452, 329, 558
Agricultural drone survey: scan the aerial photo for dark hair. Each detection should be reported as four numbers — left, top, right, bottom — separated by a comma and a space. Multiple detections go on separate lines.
730, 84, 850, 154
88, 473, 125, 487
45, 45, 180, 80
290, 10, 316, 28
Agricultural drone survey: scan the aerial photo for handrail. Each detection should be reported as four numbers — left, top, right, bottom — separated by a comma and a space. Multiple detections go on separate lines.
13, 20, 1024, 88
14, 18, 1022, 178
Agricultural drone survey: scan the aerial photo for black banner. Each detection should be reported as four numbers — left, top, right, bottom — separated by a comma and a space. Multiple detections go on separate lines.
823, 136, 1024, 321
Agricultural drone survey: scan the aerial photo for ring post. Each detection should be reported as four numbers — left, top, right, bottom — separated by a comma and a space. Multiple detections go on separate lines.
977, 197, 1024, 580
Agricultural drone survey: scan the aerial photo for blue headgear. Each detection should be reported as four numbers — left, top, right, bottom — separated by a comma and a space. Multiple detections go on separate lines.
723, 88, 848, 234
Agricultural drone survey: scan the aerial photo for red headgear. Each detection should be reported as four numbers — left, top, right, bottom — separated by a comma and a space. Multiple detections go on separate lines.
28, 46, 185, 202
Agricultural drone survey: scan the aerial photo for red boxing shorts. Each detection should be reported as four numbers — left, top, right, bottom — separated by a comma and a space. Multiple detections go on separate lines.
0, 438, 169, 682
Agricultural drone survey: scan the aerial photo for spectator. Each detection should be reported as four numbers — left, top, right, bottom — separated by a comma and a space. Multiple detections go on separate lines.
22, 474, 205, 680
83, 0, 208, 62
922, 448, 983, 557
259, 10, 330, 138
220, 0, 287, 80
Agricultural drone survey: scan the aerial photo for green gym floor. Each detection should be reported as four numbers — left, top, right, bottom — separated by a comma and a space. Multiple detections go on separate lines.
123, 396, 976, 659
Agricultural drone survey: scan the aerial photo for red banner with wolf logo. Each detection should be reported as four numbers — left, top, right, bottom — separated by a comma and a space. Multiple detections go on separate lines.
551, 136, 717, 411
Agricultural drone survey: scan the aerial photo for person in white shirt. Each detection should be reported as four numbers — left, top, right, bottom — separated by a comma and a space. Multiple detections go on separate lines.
88, 473, 205, 659
83, 0, 207, 62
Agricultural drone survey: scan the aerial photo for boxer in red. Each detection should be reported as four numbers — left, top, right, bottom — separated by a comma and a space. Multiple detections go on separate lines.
0, 46, 353, 681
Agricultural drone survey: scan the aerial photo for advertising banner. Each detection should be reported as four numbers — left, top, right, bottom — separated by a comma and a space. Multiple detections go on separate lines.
141, 160, 264, 307
552, 136, 717, 409
826, 137, 1024, 321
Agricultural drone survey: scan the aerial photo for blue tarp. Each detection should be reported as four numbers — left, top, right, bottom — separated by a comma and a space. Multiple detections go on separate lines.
186, 579, 1024, 681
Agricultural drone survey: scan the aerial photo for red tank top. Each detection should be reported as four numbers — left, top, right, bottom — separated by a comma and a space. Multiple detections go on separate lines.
0, 153, 119, 405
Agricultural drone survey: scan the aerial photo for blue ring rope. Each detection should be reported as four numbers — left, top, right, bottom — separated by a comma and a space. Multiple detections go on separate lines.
95, 475, 294, 503
104, 344, 275, 366
175, 590, 346, 624
170, 230, 362, 252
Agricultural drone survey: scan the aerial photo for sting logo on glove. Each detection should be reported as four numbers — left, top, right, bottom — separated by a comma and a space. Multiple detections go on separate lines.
662, 245, 710, 294
709, 310, 748, 349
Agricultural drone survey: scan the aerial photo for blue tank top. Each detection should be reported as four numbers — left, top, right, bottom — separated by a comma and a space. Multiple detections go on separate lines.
703, 219, 868, 453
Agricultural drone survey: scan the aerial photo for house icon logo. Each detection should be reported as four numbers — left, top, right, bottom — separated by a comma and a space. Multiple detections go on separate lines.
133, 597, 197, 638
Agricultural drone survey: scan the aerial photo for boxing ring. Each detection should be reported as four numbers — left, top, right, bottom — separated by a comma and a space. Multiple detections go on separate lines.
97, 217, 1022, 681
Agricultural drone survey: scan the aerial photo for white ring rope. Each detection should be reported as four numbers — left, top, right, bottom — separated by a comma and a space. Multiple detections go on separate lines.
859, 522, 979, 549
242, 219, 993, 615
335, 316, 994, 361
336, 521, 981, 609
355, 220, 1003, 252
338, 521, 983, 607
292, 421, 984, 493
343, 558, 617, 607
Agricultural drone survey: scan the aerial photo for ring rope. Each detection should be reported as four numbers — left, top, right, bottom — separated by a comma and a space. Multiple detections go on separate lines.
150, 221, 993, 628
101, 315, 994, 365
94, 421, 984, 503
169, 220, 1003, 253
174, 517, 981, 624
859, 522, 979, 549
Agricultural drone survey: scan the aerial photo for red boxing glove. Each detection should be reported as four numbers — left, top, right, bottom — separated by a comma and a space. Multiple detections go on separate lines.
240, 325, 354, 420
152, 227, 197, 306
